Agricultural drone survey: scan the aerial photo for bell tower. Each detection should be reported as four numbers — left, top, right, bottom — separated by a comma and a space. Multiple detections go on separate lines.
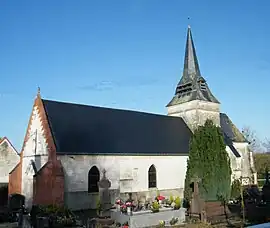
167, 26, 220, 131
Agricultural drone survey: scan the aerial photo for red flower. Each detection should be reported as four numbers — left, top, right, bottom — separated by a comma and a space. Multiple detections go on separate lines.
157, 195, 165, 201
126, 202, 132, 207
122, 226, 129, 228
116, 199, 122, 205
121, 204, 127, 209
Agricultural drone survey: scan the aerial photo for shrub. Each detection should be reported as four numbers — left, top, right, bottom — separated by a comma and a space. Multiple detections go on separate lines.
231, 179, 241, 199
184, 119, 232, 201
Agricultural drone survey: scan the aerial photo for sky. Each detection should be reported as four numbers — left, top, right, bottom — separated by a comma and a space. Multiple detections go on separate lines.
0, 0, 269, 151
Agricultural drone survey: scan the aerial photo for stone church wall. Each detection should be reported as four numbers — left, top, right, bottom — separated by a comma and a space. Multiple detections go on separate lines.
58, 154, 188, 210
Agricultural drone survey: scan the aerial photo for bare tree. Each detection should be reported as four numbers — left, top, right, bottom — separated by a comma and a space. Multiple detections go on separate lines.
262, 138, 270, 152
241, 126, 262, 152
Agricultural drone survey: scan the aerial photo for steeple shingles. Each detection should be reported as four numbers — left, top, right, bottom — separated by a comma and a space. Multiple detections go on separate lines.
167, 26, 219, 106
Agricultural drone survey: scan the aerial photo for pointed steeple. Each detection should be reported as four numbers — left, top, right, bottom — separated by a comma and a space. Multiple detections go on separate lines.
167, 26, 219, 107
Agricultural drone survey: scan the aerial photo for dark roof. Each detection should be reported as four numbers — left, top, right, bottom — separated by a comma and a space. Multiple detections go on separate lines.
220, 113, 247, 143
220, 113, 248, 158
42, 99, 192, 155
167, 26, 219, 106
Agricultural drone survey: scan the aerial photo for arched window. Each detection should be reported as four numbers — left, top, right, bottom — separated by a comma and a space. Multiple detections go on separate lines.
148, 165, 157, 188
88, 166, 100, 193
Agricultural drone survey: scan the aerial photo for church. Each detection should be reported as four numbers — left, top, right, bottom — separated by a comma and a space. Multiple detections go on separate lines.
9, 26, 256, 211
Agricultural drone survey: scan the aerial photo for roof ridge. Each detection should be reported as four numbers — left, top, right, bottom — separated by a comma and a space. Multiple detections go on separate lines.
41, 98, 183, 120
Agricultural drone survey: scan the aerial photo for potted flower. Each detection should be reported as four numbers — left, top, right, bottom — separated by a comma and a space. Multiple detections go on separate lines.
125, 202, 133, 215
174, 197, 181, 210
122, 221, 129, 228
150, 201, 160, 213
156, 195, 165, 204
120, 204, 127, 214
158, 220, 165, 227
115, 199, 122, 211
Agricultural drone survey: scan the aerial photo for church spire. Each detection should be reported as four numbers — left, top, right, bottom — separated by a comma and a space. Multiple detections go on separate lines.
167, 26, 219, 107
182, 26, 201, 83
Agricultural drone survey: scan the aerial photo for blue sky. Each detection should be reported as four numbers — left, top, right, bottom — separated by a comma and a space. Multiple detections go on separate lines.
0, 0, 269, 151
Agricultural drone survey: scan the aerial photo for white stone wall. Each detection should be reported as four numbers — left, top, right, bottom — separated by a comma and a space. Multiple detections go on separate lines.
21, 106, 49, 209
167, 100, 221, 131
58, 154, 188, 210
233, 142, 253, 184
0, 139, 20, 184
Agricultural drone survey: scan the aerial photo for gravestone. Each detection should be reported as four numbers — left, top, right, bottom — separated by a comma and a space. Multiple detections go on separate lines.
190, 176, 206, 220
262, 169, 270, 203
98, 169, 112, 217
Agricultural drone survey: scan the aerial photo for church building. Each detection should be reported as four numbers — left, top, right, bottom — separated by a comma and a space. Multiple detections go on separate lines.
9, 26, 256, 211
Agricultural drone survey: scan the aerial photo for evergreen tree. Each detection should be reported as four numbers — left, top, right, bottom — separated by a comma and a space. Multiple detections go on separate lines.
184, 119, 232, 201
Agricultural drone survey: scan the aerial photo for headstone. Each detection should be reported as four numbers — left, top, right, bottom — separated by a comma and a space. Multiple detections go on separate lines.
262, 169, 270, 203
98, 169, 112, 217
8, 193, 25, 212
190, 176, 205, 219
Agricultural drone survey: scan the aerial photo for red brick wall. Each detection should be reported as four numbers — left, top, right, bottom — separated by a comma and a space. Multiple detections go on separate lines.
8, 160, 22, 195
33, 160, 64, 206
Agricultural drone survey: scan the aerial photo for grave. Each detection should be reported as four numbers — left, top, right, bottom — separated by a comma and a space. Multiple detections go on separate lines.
190, 176, 206, 221
98, 169, 112, 218
87, 169, 114, 227
262, 169, 270, 203
111, 207, 186, 228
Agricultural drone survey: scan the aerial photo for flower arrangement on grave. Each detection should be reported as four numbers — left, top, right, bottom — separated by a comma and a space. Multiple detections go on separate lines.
173, 197, 181, 210
115, 198, 122, 211
122, 221, 129, 228
125, 200, 135, 214
120, 204, 127, 213
158, 220, 165, 227
125, 201, 133, 207
151, 200, 160, 213
169, 217, 179, 225
169, 195, 174, 204
115, 199, 122, 205
156, 195, 165, 203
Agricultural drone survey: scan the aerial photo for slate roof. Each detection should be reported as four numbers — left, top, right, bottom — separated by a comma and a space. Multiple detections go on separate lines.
42, 99, 192, 155
220, 113, 247, 143
167, 26, 219, 106
220, 113, 248, 158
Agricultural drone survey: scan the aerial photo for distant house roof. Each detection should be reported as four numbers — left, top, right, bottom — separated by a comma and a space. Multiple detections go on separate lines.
0, 137, 19, 155
42, 99, 192, 155
41, 99, 244, 157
